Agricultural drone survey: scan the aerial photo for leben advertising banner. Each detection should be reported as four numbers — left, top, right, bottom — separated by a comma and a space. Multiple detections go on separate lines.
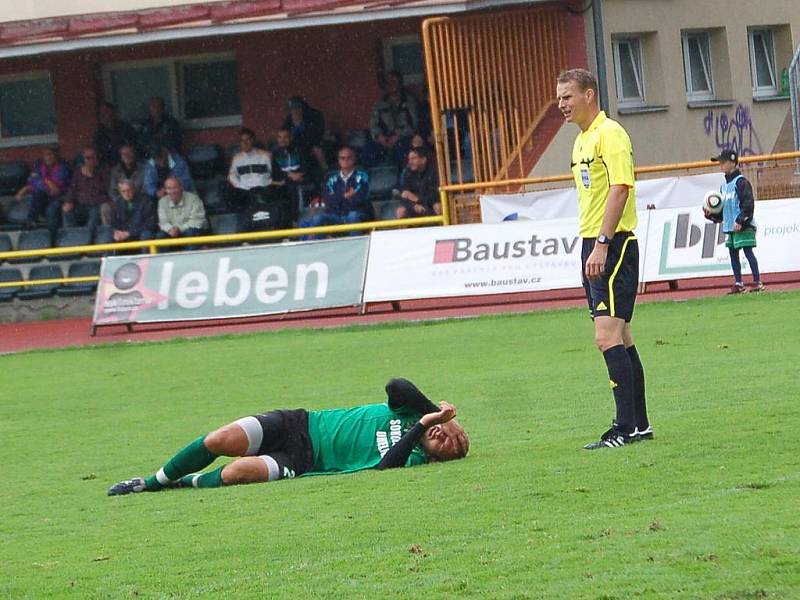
93, 237, 369, 325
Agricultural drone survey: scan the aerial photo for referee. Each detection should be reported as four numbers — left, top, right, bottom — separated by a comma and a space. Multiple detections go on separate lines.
555, 68, 652, 449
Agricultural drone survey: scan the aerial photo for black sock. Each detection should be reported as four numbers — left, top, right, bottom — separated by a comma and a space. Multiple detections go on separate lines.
602, 345, 635, 433
626, 345, 650, 431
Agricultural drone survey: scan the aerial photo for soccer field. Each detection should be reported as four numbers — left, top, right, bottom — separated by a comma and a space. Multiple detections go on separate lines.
2, 290, 799, 599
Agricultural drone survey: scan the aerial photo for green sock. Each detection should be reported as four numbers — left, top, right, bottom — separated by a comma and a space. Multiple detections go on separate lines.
144, 435, 218, 490
179, 466, 225, 489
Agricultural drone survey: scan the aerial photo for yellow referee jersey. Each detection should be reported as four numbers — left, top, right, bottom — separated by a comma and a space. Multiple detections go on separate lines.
570, 111, 637, 238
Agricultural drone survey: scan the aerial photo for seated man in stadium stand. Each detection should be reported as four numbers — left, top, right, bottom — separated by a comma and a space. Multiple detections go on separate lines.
299, 146, 370, 236
62, 146, 113, 232
282, 96, 327, 173
92, 102, 137, 166
396, 146, 440, 219
112, 179, 157, 242
156, 176, 208, 245
273, 126, 315, 224
108, 378, 469, 495
143, 143, 194, 199
109, 144, 146, 204
138, 96, 182, 154
227, 128, 288, 231
14, 146, 71, 235
363, 70, 420, 167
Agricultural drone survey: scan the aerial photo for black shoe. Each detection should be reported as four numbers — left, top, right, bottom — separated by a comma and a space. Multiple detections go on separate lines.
634, 425, 654, 441
583, 424, 635, 449
107, 477, 146, 496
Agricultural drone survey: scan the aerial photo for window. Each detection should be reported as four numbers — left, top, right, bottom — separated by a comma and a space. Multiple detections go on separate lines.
382, 35, 425, 85
612, 37, 645, 107
749, 28, 778, 96
682, 32, 714, 101
103, 53, 241, 130
0, 71, 57, 147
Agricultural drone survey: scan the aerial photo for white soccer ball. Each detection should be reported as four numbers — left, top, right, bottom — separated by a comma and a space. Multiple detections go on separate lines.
703, 191, 723, 215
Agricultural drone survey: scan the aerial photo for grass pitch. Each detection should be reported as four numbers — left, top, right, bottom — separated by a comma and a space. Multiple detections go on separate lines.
2, 290, 799, 599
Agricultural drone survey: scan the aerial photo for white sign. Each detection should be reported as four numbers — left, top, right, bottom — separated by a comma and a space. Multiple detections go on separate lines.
365, 219, 592, 302
480, 172, 724, 223
641, 198, 800, 282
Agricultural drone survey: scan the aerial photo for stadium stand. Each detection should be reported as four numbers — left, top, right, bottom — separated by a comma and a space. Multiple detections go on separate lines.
10, 229, 51, 263
56, 261, 100, 297
4, 196, 31, 228
55, 226, 92, 260
16, 264, 63, 300
209, 213, 239, 236
0, 162, 29, 196
0, 233, 11, 258
93, 225, 114, 246
368, 165, 399, 202
187, 144, 225, 180
0, 267, 22, 301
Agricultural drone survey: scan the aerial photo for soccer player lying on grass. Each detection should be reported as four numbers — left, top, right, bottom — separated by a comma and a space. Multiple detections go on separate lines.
108, 378, 469, 495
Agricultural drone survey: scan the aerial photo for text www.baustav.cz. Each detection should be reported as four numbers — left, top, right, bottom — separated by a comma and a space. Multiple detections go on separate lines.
463, 276, 542, 289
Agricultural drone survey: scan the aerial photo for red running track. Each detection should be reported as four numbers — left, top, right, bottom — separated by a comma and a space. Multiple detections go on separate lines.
1, 273, 798, 354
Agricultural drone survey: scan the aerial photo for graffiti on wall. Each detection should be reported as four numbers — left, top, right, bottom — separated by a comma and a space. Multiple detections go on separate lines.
703, 104, 763, 156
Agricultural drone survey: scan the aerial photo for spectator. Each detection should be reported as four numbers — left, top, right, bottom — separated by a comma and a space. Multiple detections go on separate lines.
109, 144, 146, 204
273, 127, 314, 224
143, 143, 194, 199
396, 146, 440, 219
14, 146, 70, 235
156, 176, 208, 246
112, 179, 157, 242
299, 146, 369, 235
92, 102, 137, 166
282, 96, 327, 173
227, 128, 288, 230
139, 96, 182, 154
62, 147, 113, 232
364, 70, 420, 167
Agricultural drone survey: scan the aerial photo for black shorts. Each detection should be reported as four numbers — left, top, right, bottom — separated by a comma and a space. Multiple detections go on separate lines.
252, 409, 314, 478
581, 232, 639, 322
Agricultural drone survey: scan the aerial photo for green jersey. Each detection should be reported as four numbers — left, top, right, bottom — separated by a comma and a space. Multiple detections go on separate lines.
306, 403, 427, 474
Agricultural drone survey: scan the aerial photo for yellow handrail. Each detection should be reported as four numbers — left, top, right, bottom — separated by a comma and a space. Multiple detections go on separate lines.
0, 214, 446, 287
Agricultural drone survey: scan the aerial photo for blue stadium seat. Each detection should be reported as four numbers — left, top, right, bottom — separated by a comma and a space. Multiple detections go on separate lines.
368, 165, 399, 201
55, 226, 92, 260
16, 264, 63, 300
380, 200, 403, 221
56, 261, 100, 297
187, 144, 225, 180
9, 229, 51, 263
4, 196, 31, 226
0, 233, 11, 260
93, 225, 114, 246
209, 213, 240, 236
0, 267, 23, 301
0, 162, 29, 196
197, 177, 227, 215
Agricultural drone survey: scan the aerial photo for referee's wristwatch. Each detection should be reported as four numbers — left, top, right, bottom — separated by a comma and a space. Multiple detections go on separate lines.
596, 233, 612, 245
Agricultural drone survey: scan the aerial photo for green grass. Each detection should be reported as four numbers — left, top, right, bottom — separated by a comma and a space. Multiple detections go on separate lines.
2, 290, 799, 599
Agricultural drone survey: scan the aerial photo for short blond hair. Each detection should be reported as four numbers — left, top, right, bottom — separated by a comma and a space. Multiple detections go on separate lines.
557, 68, 598, 93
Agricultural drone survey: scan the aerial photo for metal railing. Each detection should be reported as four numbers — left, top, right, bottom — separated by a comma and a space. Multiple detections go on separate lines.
439, 151, 800, 224
0, 214, 446, 290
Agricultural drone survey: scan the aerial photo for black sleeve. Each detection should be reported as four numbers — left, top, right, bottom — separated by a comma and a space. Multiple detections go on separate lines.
735, 177, 755, 225
385, 378, 439, 415
375, 422, 425, 470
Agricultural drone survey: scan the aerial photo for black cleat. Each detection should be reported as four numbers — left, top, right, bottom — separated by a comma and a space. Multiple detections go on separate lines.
583, 425, 636, 450
107, 477, 147, 496
634, 425, 654, 441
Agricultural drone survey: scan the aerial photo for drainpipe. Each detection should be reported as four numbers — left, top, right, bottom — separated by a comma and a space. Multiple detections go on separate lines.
592, 0, 609, 112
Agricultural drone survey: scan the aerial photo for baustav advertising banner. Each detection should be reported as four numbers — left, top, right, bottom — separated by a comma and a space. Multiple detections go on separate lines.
641, 198, 800, 282
92, 237, 369, 325
363, 218, 644, 302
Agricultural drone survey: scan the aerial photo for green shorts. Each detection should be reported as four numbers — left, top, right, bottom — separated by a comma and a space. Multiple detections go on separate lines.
725, 230, 757, 249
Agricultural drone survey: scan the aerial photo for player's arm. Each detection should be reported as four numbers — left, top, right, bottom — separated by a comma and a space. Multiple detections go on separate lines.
735, 178, 755, 226
375, 402, 456, 470
385, 378, 439, 415
585, 184, 629, 279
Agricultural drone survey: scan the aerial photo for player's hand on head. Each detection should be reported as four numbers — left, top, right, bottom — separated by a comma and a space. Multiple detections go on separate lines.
421, 401, 456, 427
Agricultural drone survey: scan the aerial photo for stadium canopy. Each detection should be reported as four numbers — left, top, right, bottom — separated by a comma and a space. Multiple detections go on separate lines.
0, 0, 547, 58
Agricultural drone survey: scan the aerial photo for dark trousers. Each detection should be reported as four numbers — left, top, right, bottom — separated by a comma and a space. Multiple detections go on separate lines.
28, 191, 62, 237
